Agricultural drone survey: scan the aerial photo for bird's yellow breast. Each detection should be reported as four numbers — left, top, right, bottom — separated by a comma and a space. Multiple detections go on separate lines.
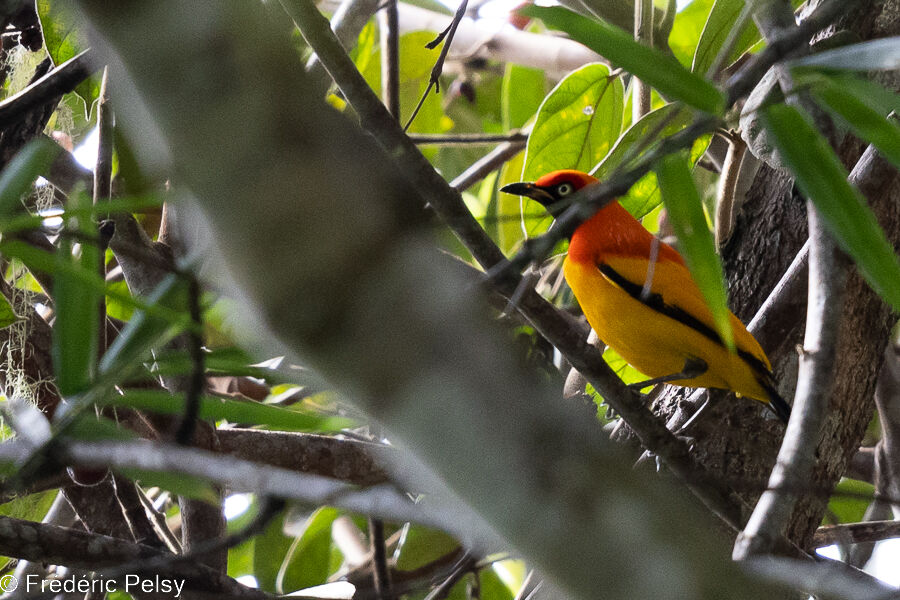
563, 255, 771, 402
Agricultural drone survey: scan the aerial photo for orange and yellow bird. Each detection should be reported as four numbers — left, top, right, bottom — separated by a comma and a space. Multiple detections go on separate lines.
502, 169, 791, 423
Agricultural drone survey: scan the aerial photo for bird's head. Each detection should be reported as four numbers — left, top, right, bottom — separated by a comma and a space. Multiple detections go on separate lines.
500, 170, 599, 218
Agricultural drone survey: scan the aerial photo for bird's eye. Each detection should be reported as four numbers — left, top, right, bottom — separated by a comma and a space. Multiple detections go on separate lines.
557, 183, 574, 196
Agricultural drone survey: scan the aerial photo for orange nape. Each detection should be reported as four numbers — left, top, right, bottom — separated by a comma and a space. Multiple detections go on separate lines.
501, 169, 791, 423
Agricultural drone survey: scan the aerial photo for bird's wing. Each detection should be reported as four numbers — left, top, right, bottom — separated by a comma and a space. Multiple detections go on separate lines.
599, 254, 773, 374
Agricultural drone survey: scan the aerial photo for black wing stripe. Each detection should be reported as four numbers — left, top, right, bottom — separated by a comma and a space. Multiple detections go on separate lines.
597, 262, 771, 377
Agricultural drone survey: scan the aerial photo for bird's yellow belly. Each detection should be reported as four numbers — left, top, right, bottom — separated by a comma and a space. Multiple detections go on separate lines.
563, 259, 768, 400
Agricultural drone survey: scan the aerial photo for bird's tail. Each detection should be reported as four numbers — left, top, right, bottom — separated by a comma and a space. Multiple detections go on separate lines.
758, 377, 791, 424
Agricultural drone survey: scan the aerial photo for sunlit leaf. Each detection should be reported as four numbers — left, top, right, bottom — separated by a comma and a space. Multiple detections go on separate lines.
668, 0, 714, 67
523, 63, 624, 181
278, 507, 342, 593
521, 5, 726, 114
253, 511, 294, 593
763, 104, 900, 313
502, 64, 546, 131
692, 0, 760, 75
36, 1, 99, 112
657, 151, 733, 350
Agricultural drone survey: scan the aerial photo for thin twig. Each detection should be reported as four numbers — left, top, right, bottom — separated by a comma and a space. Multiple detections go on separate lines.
813, 520, 900, 548
449, 139, 526, 192
403, 0, 467, 131
0, 50, 96, 129
410, 132, 527, 146
379, 0, 400, 119
369, 517, 393, 600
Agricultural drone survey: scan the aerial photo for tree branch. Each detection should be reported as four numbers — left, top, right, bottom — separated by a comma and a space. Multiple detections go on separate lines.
0, 514, 272, 600
734, 182, 850, 559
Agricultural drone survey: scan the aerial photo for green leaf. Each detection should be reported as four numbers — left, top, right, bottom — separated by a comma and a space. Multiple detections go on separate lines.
523, 63, 624, 181
827, 478, 875, 524
522, 5, 726, 114
502, 64, 546, 131
479, 567, 515, 600
0, 295, 20, 329
692, 0, 760, 75
253, 511, 294, 593
277, 507, 342, 593
395, 523, 460, 571
52, 190, 100, 396
593, 103, 707, 218
656, 151, 733, 350
99, 274, 190, 378
361, 32, 446, 135
811, 82, 900, 170
99, 389, 354, 432
789, 37, 900, 71
36, 2, 99, 113
0, 138, 61, 221
150, 347, 298, 386
762, 104, 900, 313
668, 0, 714, 68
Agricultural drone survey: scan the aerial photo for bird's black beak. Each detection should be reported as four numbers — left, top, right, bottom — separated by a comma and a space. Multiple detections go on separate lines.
500, 182, 554, 207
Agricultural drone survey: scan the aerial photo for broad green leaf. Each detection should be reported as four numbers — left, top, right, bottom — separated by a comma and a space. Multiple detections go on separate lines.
789, 37, 900, 71
36, 2, 99, 113
668, 0, 714, 68
496, 150, 540, 252
277, 507, 341, 593
827, 478, 875, 524
502, 64, 546, 131
99, 389, 354, 432
53, 190, 100, 396
594, 104, 690, 178
0, 138, 61, 220
394, 523, 460, 571
811, 82, 900, 170
0, 295, 19, 329
523, 63, 624, 181
253, 511, 294, 592
692, 0, 760, 75
522, 5, 726, 114
480, 567, 516, 600
657, 151, 733, 350
593, 103, 707, 218
763, 104, 900, 312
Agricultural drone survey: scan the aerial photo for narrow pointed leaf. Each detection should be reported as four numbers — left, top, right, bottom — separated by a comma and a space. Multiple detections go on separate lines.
762, 104, 900, 312
789, 37, 900, 71
52, 191, 100, 396
520, 5, 726, 114
657, 151, 734, 350
99, 389, 353, 432
811, 82, 900, 170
